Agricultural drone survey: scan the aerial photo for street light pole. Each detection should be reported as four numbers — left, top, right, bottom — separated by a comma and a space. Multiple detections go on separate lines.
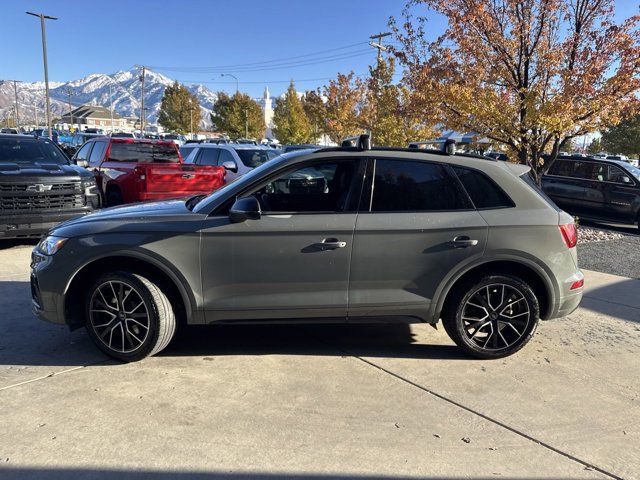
244, 107, 248, 139
27, 11, 57, 139
220, 73, 239, 95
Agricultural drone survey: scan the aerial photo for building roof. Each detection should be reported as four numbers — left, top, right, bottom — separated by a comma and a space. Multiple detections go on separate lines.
62, 104, 123, 120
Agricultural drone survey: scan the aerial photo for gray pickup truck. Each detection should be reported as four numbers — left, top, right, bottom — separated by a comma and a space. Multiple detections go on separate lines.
0, 134, 100, 239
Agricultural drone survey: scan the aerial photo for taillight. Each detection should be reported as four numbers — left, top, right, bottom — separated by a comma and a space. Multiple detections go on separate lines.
133, 166, 146, 180
559, 223, 578, 248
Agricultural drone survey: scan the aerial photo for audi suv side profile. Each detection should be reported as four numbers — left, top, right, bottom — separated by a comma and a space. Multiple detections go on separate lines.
31, 139, 583, 361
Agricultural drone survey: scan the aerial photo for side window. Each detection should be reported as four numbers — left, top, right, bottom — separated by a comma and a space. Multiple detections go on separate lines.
75, 142, 93, 161
218, 149, 237, 166
570, 161, 596, 180
179, 146, 194, 159
252, 160, 358, 213
370, 159, 471, 212
589, 162, 607, 182
88, 141, 107, 167
452, 166, 514, 209
197, 148, 220, 166
548, 160, 574, 177
608, 165, 632, 184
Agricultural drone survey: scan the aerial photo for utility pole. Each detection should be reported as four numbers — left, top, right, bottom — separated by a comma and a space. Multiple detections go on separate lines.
34, 101, 39, 128
244, 107, 248, 139
64, 87, 74, 130
139, 65, 146, 133
13, 81, 20, 129
27, 11, 58, 139
369, 31, 392, 66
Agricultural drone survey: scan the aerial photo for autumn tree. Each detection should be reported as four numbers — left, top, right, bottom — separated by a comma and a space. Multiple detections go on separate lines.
587, 137, 603, 155
601, 115, 640, 158
321, 72, 365, 143
272, 81, 312, 144
157, 82, 202, 134
392, 0, 640, 182
211, 92, 265, 139
361, 57, 436, 147
302, 90, 327, 142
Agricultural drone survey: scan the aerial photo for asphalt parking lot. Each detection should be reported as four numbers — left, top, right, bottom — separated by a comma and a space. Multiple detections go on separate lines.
0, 242, 639, 480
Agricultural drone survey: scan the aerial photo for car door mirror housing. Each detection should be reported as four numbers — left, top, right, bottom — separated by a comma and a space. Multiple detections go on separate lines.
229, 196, 261, 223
75, 159, 88, 168
222, 160, 238, 173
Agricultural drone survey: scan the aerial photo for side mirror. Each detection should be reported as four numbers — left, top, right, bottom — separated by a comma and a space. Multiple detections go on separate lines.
75, 159, 88, 168
222, 160, 238, 173
229, 196, 261, 223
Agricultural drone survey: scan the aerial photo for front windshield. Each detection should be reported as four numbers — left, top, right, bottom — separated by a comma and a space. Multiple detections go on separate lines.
234, 148, 279, 168
0, 138, 68, 165
624, 163, 640, 181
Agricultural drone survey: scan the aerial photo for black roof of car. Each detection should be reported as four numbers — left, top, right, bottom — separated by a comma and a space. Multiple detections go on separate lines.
552, 154, 636, 170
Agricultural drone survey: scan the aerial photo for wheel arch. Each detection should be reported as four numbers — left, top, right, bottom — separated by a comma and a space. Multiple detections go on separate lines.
63, 252, 195, 330
433, 257, 556, 323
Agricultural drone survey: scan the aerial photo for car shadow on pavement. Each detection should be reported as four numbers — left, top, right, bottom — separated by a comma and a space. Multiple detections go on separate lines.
0, 468, 588, 480
582, 280, 640, 323
162, 323, 468, 361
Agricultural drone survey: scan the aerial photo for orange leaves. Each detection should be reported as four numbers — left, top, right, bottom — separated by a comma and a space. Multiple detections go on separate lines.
393, 0, 640, 176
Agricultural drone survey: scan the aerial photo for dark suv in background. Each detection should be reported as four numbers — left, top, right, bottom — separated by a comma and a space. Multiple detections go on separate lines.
542, 155, 640, 231
0, 134, 100, 239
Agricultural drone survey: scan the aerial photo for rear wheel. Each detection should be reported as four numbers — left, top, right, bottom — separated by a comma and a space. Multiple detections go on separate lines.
442, 275, 540, 359
85, 272, 176, 362
106, 189, 123, 207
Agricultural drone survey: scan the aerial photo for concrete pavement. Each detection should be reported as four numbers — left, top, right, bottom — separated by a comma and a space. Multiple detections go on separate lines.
0, 245, 638, 480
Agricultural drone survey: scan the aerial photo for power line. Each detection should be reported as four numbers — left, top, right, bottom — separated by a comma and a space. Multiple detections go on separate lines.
148, 41, 369, 72
152, 50, 373, 74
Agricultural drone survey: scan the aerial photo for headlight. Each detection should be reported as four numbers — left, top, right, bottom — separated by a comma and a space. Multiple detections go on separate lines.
36, 236, 68, 256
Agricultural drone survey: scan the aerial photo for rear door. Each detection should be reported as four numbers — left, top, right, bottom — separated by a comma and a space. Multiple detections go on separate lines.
542, 160, 586, 214
187, 147, 226, 193
348, 158, 489, 321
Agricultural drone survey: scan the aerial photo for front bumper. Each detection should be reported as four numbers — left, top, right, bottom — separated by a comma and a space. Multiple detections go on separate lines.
30, 251, 67, 325
1, 210, 92, 239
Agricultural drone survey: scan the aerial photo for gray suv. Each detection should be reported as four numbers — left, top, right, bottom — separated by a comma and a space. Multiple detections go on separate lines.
31, 136, 583, 362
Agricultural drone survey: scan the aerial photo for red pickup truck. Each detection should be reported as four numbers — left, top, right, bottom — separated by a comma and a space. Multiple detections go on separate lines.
71, 137, 226, 206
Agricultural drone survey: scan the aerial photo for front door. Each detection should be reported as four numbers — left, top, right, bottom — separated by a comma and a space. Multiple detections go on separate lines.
200, 157, 364, 322
348, 158, 488, 321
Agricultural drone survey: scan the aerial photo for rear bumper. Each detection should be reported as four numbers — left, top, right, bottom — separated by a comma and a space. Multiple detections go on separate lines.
547, 269, 584, 319
0, 209, 93, 239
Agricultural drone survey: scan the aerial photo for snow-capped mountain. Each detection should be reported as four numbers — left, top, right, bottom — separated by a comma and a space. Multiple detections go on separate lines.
0, 67, 218, 129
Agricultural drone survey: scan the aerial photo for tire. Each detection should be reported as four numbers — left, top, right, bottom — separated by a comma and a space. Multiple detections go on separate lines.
85, 271, 176, 362
106, 189, 123, 207
442, 275, 540, 359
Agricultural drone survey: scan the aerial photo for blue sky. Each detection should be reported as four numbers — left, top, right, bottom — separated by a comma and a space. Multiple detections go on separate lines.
0, 0, 637, 98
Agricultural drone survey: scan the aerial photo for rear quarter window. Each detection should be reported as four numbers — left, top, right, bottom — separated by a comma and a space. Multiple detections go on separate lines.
452, 166, 514, 209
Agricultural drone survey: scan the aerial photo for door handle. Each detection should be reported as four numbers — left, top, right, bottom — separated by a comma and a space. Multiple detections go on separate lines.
448, 236, 479, 248
181, 173, 195, 179
316, 238, 347, 250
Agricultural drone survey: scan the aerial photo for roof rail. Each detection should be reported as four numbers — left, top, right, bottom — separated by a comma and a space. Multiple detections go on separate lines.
408, 139, 456, 155
341, 134, 371, 150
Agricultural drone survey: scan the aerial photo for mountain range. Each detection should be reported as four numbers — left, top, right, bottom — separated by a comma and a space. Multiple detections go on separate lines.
0, 67, 218, 129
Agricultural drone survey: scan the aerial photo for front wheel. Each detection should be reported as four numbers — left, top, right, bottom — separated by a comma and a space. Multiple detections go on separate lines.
442, 275, 540, 359
85, 272, 176, 362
